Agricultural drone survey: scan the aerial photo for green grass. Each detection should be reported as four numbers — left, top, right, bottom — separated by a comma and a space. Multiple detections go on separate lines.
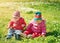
0, 0, 36, 2
0, 1, 60, 43
0, 0, 60, 2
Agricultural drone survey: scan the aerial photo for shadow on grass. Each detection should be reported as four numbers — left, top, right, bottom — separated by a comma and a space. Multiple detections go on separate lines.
0, 34, 2, 37
46, 30, 60, 37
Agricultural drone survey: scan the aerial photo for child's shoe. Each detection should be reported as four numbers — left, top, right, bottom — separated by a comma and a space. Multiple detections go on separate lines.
15, 34, 21, 40
6, 35, 12, 39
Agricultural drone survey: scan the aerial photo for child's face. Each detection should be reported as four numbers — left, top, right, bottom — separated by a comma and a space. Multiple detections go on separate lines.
13, 16, 20, 22
36, 20, 41, 24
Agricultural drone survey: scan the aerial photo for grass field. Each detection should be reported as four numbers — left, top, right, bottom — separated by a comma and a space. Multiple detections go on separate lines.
0, 1, 60, 43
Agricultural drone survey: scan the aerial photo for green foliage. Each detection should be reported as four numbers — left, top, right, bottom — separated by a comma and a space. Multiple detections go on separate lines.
26, 11, 33, 14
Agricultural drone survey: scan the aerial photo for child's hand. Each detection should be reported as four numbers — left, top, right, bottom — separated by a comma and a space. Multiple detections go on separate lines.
41, 33, 45, 37
22, 24, 25, 27
7, 26, 10, 29
7, 26, 13, 29
41, 34, 45, 37
7, 24, 13, 29
27, 34, 32, 38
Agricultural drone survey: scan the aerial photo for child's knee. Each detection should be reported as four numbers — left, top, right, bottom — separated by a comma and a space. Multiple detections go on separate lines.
24, 31, 29, 35
7, 29, 14, 35
32, 33, 41, 38
15, 30, 22, 35
15, 33, 20, 40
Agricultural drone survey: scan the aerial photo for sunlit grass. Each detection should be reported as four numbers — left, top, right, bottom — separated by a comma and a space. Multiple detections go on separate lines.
0, 2, 60, 43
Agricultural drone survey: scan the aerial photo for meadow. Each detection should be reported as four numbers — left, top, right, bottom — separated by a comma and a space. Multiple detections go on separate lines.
0, 1, 60, 43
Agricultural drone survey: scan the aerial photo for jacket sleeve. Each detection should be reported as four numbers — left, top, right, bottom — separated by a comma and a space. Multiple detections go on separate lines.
41, 20, 46, 35
22, 18, 26, 27
24, 23, 33, 35
27, 23, 33, 30
7, 21, 13, 28
26, 23, 33, 33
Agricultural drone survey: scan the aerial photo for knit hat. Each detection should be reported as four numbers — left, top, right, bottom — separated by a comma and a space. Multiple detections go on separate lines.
13, 10, 20, 17
34, 11, 42, 21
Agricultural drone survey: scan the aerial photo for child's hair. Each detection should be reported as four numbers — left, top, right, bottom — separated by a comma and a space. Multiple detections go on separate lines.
13, 10, 20, 17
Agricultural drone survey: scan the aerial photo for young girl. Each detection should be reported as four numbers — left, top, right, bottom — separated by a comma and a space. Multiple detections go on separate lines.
24, 12, 46, 38
6, 11, 26, 40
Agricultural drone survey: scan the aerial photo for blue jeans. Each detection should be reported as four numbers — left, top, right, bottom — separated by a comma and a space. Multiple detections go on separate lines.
6, 28, 22, 39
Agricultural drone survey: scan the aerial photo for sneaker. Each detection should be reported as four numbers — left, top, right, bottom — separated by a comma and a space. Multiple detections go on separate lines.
6, 35, 12, 39
15, 34, 21, 40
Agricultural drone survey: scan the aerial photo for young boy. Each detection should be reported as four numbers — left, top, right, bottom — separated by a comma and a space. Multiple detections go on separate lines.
6, 11, 26, 40
24, 12, 46, 38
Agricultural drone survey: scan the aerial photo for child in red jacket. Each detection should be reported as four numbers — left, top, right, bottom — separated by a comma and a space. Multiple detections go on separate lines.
6, 11, 26, 40
24, 12, 46, 38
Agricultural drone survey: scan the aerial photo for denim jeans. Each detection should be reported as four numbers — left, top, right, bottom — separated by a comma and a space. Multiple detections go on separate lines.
6, 28, 22, 39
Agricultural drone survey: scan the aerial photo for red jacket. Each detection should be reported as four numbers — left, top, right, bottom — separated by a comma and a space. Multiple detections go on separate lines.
24, 19, 46, 37
8, 17, 26, 30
